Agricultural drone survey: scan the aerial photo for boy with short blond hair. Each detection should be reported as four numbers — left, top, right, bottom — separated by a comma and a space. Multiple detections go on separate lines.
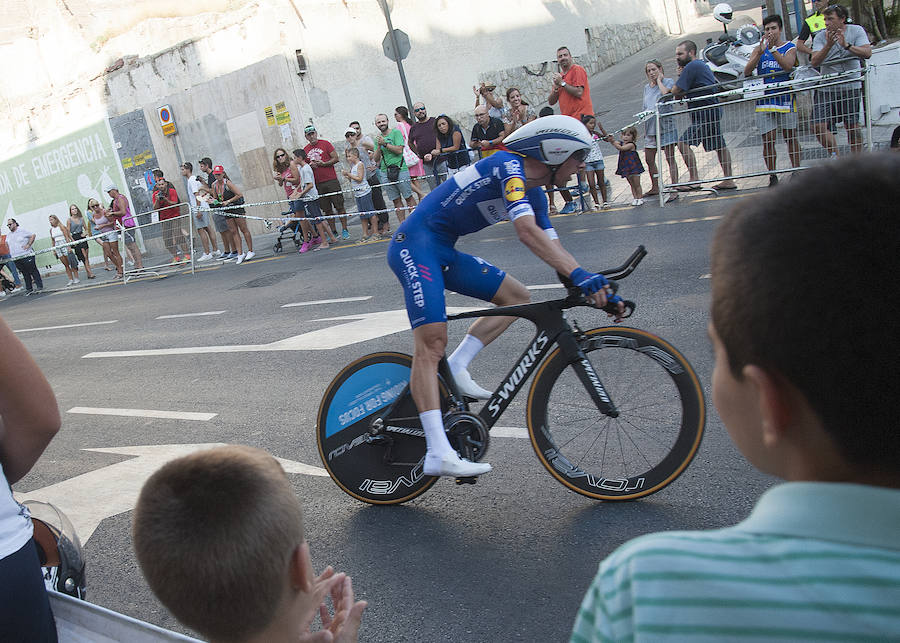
571, 153, 900, 641
133, 446, 366, 643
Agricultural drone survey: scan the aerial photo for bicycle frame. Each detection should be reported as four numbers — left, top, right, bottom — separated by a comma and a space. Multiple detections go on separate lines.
375, 246, 647, 434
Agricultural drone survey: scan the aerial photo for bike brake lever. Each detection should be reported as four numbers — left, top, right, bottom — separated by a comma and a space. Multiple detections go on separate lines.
602, 299, 636, 319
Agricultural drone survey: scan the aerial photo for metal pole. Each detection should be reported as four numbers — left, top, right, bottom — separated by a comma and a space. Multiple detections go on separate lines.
864, 68, 873, 152
378, 0, 414, 114
656, 103, 665, 208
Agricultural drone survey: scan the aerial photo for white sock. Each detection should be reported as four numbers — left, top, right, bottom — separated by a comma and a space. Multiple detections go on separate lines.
447, 334, 485, 374
420, 409, 454, 458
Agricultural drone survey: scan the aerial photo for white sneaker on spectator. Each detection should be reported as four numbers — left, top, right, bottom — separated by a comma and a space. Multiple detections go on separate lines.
452, 368, 492, 400
244, 251, 255, 261
11, 286, 23, 293
423, 452, 492, 477
66, 279, 74, 286
73, 278, 80, 284
197, 253, 213, 262
235, 253, 246, 265
212, 250, 224, 258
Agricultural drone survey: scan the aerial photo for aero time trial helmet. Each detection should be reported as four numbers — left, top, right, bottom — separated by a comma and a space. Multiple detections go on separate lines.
502, 115, 592, 167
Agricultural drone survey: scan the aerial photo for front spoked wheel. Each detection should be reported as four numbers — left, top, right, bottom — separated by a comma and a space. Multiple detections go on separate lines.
527, 327, 705, 500
316, 352, 437, 504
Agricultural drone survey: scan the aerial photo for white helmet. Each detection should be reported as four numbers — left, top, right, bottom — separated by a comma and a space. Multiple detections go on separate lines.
713, 3, 734, 23
502, 115, 592, 167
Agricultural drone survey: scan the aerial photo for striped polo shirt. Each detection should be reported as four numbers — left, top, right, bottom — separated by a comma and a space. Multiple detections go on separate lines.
570, 482, 900, 642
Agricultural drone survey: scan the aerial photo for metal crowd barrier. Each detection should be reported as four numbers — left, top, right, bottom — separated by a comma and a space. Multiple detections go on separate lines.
653, 66, 883, 207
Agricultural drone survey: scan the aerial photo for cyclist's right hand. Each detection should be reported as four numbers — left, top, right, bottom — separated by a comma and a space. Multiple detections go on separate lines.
570, 267, 609, 300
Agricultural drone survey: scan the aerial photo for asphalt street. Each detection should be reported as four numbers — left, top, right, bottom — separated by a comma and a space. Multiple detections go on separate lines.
4, 188, 776, 642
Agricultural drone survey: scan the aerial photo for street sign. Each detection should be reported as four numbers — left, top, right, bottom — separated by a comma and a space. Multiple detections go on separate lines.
382, 28, 410, 62
157, 104, 176, 136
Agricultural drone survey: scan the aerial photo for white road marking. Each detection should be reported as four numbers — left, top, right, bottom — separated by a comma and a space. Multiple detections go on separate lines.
156, 310, 227, 319
13, 320, 118, 333
491, 426, 529, 439
15, 443, 327, 543
526, 284, 565, 290
282, 296, 372, 308
68, 407, 217, 421
83, 307, 480, 358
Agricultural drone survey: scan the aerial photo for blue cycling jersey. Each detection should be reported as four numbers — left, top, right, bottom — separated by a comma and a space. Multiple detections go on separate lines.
387, 151, 557, 329
408, 151, 557, 243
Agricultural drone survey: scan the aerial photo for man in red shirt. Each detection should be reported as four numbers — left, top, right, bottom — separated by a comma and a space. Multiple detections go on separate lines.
549, 46, 594, 119
152, 170, 190, 262
548, 46, 594, 214
303, 125, 350, 239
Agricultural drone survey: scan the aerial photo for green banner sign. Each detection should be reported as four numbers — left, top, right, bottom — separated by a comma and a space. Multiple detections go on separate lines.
0, 120, 131, 267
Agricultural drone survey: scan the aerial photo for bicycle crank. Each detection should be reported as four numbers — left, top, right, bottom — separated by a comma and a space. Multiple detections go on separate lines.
444, 410, 490, 465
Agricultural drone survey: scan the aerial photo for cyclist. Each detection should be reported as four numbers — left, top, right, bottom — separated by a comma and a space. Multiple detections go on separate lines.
387, 115, 624, 478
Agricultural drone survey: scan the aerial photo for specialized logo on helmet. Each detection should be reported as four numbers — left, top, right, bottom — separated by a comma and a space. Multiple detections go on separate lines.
543, 144, 573, 165
504, 177, 525, 202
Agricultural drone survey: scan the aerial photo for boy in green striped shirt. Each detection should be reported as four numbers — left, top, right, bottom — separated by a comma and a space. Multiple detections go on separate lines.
571, 154, 900, 642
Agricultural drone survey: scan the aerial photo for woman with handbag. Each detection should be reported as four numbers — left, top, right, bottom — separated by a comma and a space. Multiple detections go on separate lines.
66, 205, 95, 279
48, 214, 80, 286
394, 106, 427, 201
210, 165, 255, 265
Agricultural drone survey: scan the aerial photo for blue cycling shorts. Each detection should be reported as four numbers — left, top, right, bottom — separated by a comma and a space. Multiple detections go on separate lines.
387, 224, 506, 328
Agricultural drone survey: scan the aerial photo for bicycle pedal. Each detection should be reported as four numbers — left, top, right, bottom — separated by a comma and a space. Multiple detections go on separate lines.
455, 476, 478, 485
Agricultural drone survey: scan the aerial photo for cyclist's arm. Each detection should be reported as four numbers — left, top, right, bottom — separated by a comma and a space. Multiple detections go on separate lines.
513, 214, 578, 275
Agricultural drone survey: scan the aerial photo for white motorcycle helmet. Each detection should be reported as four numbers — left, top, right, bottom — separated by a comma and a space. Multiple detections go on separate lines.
25, 500, 87, 599
713, 3, 734, 24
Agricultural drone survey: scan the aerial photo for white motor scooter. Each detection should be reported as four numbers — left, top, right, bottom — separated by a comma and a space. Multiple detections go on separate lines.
701, 3, 762, 90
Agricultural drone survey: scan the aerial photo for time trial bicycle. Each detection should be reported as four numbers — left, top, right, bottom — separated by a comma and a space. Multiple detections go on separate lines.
316, 246, 705, 504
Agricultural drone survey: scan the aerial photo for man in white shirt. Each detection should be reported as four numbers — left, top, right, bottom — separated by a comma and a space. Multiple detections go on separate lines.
181, 163, 220, 261
5, 219, 43, 294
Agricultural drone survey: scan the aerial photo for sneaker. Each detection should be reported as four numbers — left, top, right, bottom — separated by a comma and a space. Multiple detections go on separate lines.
235, 253, 246, 265
172, 255, 181, 264
212, 250, 224, 258
452, 368, 492, 400
601, 202, 611, 210
184, 254, 191, 261
66, 279, 74, 286
198, 253, 213, 262
73, 278, 80, 284
244, 251, 255, 261
24, 290, 34, 296
127, 260, 135, 267
0, 291, 5, 298
11, 286, 23, 293
631, 199, 639, 206
310, 236, 322, 247
559, 202, 577, 214
423, 452, 492, 477
341, 229, 350, 240
298, 242, 310, 254
223, 253, 237, 262
636, 198, 644, 206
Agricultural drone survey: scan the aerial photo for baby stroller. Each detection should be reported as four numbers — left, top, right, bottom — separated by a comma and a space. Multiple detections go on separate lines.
0, 262, 15, 294
268, 211, 304, 253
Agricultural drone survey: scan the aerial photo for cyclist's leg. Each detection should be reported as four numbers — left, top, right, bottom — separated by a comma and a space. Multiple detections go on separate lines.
387, 234, 491, 476
444, 253, 530, 395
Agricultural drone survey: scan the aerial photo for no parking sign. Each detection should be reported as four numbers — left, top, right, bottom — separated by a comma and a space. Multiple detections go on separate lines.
158, 105, 177, 136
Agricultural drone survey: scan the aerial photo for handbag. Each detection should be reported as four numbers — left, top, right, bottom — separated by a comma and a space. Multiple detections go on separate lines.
402, 145, 419, 168
386, 164, 401, 182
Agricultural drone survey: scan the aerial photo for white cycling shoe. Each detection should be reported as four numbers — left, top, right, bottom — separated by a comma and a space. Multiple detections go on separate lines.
452, 368, 492, 400
423, 452, 492, 477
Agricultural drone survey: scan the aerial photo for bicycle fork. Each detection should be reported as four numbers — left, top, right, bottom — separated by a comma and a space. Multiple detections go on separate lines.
557, 330, 620, 418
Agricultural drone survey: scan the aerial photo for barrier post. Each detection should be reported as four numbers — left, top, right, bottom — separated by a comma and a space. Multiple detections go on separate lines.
656, 102, 665, 208
864, 67, 874, 152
